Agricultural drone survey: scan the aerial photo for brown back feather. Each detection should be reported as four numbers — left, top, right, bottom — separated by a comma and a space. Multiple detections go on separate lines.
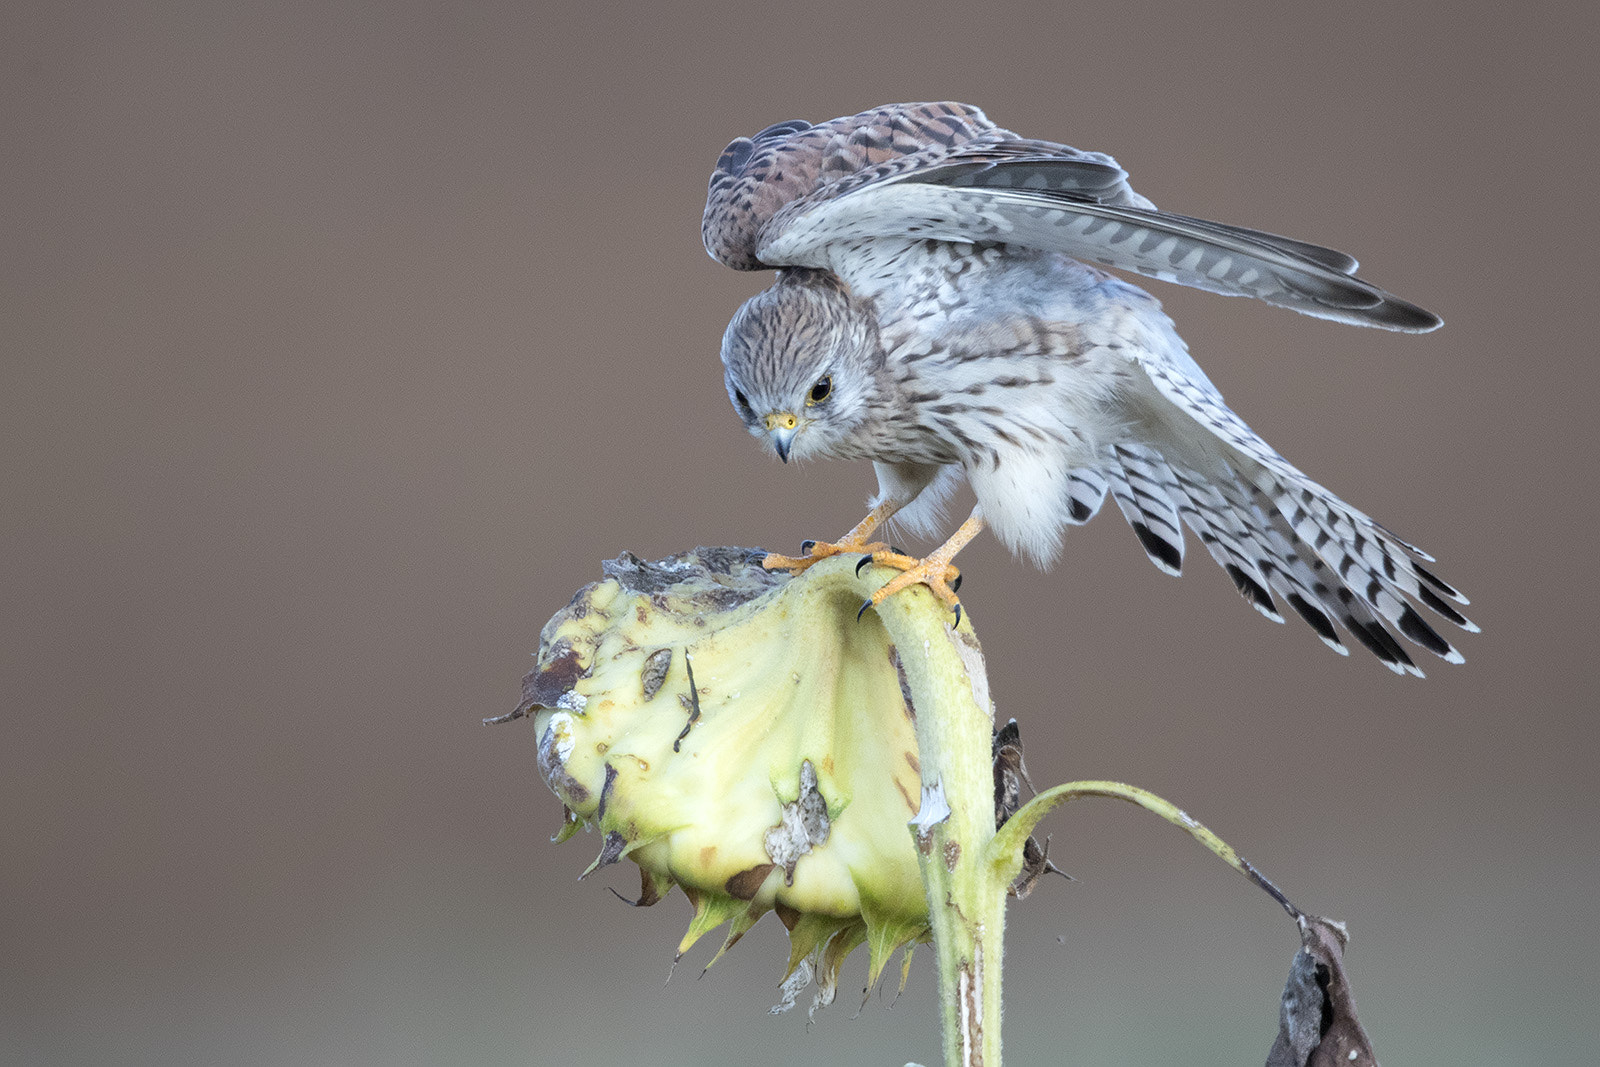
702, 102, 1002, 270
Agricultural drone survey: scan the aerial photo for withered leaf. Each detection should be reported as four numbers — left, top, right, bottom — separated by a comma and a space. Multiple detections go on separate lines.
1010, 832, 1071, 899
1265, 915, 1380, 1067
608, 866, 667, 908
993, 718, 1027, 824
992, 719, 1067, 896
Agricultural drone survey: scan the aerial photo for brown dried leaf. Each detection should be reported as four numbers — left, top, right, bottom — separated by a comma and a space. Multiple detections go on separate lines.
992, 719, 1068, 897
993, 719, 1028, 824
1265, 915, 1380, 1067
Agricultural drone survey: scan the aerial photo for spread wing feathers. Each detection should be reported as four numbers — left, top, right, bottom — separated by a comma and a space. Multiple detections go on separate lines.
1106, 446, 1185, 576
1063, 468, 1111, 526
704, 102, 1440, 332
1093, 355, 1479, 673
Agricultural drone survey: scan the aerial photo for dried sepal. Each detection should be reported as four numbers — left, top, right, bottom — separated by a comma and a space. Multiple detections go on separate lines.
551, 806, 582, 844
676, 887, 748, 960
860, 891, 928, 990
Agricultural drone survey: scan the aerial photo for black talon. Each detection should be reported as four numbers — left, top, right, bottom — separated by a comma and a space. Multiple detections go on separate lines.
800, 539, 817, 555
856, 599, 873, 622
951, 573, 963, 593
855, 555, 874, 576
888, 545, 906, 556
952, 603, 963, 627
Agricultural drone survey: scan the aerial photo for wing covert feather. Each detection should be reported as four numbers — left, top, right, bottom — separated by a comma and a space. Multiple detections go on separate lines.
703, 102, 1439, 331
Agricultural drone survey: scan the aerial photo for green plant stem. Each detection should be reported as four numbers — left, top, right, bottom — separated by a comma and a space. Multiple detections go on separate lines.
867, 576, 1003, 1067
848, 560, 1295, 1067
989, 779, 1300, 922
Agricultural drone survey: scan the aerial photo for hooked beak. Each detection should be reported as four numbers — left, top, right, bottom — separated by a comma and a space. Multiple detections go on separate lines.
763, 411, 800, 463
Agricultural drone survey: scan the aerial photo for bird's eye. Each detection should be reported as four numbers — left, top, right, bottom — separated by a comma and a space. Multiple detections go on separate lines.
733, 389, 753, 416
807, 375, 832, 405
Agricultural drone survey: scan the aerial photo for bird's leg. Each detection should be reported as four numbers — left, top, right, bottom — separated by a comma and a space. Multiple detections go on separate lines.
761, 499, 903, 574
860, 511, 987, 620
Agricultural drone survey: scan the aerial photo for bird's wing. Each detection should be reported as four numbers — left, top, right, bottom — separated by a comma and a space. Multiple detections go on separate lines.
703, 102, 1439, 332
1126, 337, 1475, 674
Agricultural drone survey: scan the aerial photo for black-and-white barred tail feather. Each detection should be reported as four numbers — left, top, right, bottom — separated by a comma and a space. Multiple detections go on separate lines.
1084, 441, 1476, 676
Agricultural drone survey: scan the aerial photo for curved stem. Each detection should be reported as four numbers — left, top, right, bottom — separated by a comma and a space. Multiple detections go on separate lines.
988, 779, 1301, 921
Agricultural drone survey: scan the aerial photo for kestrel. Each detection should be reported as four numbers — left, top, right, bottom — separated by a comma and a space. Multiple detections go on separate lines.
704, 102, 1473, 674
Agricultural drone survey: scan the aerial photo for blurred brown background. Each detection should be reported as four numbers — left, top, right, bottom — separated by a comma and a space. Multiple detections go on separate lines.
4, 1, 1593, 1064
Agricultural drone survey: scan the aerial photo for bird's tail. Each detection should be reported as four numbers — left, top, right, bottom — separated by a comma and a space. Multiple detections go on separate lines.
1074, 442, 1475, 674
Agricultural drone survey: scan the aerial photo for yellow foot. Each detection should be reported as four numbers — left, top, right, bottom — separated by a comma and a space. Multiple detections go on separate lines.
762, 537, 889, 575
855, 548, 965, 623
764, 500, 910, 576
850, 512, 986, 624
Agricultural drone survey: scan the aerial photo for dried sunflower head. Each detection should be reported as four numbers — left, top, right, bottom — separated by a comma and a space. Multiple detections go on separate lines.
504, 547, 931, 1014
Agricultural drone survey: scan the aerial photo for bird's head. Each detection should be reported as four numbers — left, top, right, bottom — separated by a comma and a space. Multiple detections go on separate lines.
720, 271, 882, 463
